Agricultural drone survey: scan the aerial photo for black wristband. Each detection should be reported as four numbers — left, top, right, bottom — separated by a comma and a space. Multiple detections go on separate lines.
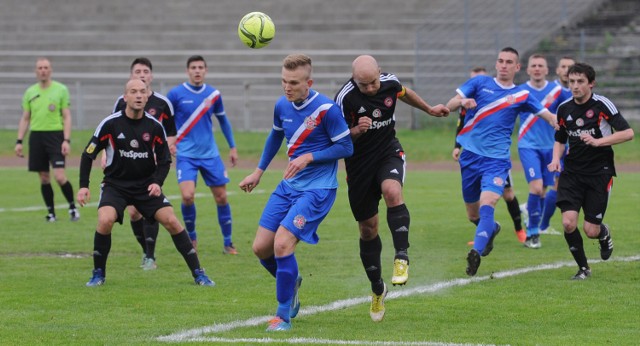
16, 139, 23, 145
64, 139, 71, 144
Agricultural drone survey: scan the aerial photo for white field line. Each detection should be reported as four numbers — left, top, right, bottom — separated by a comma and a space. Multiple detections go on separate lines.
157, 255, 640, 344
0, 190, 265, 213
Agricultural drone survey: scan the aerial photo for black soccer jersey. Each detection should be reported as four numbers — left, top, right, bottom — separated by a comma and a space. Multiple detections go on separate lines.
335, 73, 405, 173
113, 91, 176, 137
555, 94, 631, 176
79, 111, 171, 190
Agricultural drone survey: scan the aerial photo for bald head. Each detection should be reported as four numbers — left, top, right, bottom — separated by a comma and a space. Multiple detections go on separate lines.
123, 78, 148, 116
352, 55, 381, 96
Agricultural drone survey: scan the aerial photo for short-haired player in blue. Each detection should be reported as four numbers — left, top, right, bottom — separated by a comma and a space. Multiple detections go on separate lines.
239, 54, 353, 332
446, 47, 557, 276
167, 55, 238, 254
517, 54, 571, 249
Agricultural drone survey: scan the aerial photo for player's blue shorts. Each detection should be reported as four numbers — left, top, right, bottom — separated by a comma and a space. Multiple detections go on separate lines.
259, 181, 337, 245
518, 147, 555, 186
176, 156, 229, 187
459, 150, 511, 203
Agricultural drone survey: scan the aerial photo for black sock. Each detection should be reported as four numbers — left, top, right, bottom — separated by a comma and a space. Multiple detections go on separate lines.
93, 231, 111, 275
41, 183, 55, 215
598, 224, 609, 240
143, 218, 159, 259
59, 181, 76, 209
172, 230, 200, 276
360, 235, 384, 295
505, 196, 523, 231
387, 204, 410, 261
564, 229, 589, 269
130, 219, 146, 253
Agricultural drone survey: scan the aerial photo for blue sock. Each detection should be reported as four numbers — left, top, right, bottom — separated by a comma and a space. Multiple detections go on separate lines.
181, 203, 197, 241
217, 204, 232, 246
540, 190, 557, 230
527, 193, 541, 236
260, 255, 277, 278
275, 253, 298, 322
473, 205, 495, 253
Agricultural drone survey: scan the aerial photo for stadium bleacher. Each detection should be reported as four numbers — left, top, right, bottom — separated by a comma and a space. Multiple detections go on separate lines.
1, 0, 636, 130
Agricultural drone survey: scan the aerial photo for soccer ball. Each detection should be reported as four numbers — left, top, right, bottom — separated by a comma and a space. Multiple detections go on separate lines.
238, 12, 275, 49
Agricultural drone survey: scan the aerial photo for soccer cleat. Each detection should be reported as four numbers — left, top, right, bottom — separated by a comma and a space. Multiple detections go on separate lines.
391, 259, 409, 286
598, 224, 613, 260
481, 222, 501, 257
266, 316, 292, 331
524, 234, 541, 249
290, 275, 303, 318
571, 267, 592, 280
141, 257, 157, 271
86, 268, 105, 287
69, 208, 80, 222
45, 213, 56, 222
194, 268, 215, 286
515, 229, 526, 243
466, 249, 481, 276
222, 243, 238, 255
369, 283, 388, 322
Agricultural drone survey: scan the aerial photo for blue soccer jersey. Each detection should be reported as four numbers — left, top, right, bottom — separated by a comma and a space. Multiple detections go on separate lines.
518, 80, 569, 149
456, 75, 546, 159
270, 90, 351, 190
167, 83, 234, 159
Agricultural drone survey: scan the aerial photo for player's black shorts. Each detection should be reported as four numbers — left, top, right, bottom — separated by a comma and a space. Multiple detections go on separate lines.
556, 172, 613, 225
98, 183, 172, 224
28, 131, 65, 172
346, 151, 405, 221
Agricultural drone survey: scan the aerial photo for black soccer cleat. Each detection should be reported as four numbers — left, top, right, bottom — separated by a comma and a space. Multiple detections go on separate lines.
598, 224, 613, 260
481, 222, 501, 257
466, 249, 481, 276
571, 267, 592, 280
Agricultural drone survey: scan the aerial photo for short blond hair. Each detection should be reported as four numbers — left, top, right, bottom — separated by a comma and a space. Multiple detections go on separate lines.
283, 54, 312, 74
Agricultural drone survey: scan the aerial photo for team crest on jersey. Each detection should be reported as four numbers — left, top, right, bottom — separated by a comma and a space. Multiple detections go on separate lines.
142, 133, 151, 142
86, 143, 96, 154
293, 215, 306, 229
372, 109, 382, 118
585, 109, 594, 118
384, 97, 393, 107
493, 177, 504, 186
148, 108, 156, 116
130, 139, 139, 148
505, 95, 516, 104
304, 116, 317, 130
48, 104, 56, 112
576, 118, 584, 127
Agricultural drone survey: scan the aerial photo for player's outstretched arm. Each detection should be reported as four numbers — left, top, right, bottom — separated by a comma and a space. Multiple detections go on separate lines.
400, 87, 449, 117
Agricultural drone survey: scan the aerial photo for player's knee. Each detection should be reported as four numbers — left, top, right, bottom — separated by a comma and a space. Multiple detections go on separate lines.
97, 215, 115, 232
582, 222, 600, 239
561, 217, 577, 232
127, 207, 142, 220
182, 194, 195, 205
252, 241, 270, 259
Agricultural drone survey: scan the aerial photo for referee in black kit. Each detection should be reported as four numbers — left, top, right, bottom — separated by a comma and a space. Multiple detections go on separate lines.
77, 79, 214, 287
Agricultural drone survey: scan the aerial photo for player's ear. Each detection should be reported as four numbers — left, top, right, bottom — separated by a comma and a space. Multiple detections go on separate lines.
307, 78, 313, 88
